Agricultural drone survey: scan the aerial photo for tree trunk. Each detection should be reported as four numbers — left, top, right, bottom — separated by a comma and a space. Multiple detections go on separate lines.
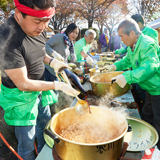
88, 19, 93, 28
100, 24, 103, 35
141, 0, 144, 15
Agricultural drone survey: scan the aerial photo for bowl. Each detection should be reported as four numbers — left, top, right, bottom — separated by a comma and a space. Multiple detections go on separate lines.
124, 117, 159, 151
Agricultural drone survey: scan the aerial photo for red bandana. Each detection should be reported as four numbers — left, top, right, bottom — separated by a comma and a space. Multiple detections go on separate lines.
14, 0, 55, 19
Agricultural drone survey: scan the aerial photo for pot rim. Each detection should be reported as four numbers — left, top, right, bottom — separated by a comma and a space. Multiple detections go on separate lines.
50, 106, 128, 146
90, 71, 125, 84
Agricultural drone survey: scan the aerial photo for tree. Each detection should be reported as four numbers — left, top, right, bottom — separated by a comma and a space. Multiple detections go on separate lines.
70, 0, 116, 28
49, 0, 75, 32
96, 0, 129, 35
0, 0, 15, 25
129, 0, 160, 22
49, 0, 87, 32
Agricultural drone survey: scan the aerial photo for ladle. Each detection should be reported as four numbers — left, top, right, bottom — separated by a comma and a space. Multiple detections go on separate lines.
60, 70, 89, 115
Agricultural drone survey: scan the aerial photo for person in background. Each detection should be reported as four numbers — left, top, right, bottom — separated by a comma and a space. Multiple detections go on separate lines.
45, 23, 86, 98
109, 30, 121, 51
131, 14, 159, 114
103, 19, 160, 149
114, 14, 159, 55
99, 28, 109, 52
74, 29, 96, 65
45, 23, 80, 82
131, 14, 159, 45
0, 0, 79, 160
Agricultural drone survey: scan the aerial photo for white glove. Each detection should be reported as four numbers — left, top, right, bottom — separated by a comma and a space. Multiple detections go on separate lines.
52, 51, 64, 61
86, 56, 93, 65
111, 74, 127, 88
102, 64, 116, 71
50, 59, 71, 72
54, 81, 80, 96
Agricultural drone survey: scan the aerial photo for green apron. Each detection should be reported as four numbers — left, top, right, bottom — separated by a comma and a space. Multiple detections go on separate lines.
0, 84, 58, 126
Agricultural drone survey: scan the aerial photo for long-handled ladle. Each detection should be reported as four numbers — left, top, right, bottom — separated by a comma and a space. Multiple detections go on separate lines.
60, 70, 89, 116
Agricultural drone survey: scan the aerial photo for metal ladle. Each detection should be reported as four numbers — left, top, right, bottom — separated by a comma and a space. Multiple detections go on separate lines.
59, 70, 89, 116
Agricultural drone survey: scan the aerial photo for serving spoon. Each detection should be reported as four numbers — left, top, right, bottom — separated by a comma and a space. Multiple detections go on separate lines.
59, 70, 89, 116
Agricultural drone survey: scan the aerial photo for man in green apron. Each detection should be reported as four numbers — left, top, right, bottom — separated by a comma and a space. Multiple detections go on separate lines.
103, 19, 160, 149
0, 0, 79, 159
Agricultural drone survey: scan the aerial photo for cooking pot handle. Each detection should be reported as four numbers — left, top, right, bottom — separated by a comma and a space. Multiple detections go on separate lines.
111, 79, 116, 84
127, 124, 132, 132
44, 129, 60, 144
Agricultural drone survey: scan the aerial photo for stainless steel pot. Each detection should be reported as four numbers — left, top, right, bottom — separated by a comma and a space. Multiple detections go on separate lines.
46, 106, 129, 160
90, 71, 130, 97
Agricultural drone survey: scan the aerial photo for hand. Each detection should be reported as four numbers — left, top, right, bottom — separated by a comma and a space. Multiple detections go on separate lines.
50, 59, 72, 72
111, 74, 127, 88
86, 56, 93, 65
52, 51, 64, 61
54, 81, 80, 96
102, 64, 116, 71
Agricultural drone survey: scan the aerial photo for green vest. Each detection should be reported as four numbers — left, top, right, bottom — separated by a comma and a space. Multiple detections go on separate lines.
74, 38, 92, 61
0, 84, 57, 126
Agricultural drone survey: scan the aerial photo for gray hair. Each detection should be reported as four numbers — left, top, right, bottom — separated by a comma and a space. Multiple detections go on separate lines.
85, 29, 96, 38
118, 18, 141, 36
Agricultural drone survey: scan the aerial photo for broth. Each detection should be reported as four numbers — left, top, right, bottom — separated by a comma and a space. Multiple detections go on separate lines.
59, 121, 125, 144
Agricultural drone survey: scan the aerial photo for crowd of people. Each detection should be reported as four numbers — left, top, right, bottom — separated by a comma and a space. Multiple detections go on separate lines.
0, 0, 160, 159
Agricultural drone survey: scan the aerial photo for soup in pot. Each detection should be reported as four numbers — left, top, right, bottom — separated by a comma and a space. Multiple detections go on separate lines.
58, 110, 126, 144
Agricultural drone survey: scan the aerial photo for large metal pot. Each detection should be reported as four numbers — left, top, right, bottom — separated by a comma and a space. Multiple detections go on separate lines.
90, 71, 130, 97
89, 68, 103, 78
99, 57, 117, 64
96, 61, 111, 68
47, 106, 129, 160
89, 67, 112, 78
